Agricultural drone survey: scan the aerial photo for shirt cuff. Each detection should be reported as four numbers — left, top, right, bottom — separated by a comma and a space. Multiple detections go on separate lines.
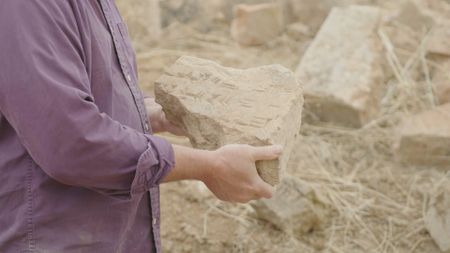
131, 135, 175, 196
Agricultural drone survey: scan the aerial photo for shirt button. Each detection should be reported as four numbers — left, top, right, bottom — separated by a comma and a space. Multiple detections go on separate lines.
152, 218, 157, 226
126, 74, 131, 82
144, 123, 149, 132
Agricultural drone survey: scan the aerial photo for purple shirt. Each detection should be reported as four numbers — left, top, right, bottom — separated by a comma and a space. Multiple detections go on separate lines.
0, 1, 175, 252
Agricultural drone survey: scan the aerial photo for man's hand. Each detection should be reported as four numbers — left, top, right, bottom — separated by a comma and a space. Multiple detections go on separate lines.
144, 97, 186, 136
205, 144, 282, 203
164, 144, 283, 203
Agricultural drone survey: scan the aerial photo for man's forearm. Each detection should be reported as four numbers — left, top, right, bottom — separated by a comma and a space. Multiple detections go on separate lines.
160, 143, 279, 203
162, 144, 215, 183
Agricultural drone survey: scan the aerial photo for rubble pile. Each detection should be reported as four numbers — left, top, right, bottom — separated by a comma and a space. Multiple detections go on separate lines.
117, 0, 450, 252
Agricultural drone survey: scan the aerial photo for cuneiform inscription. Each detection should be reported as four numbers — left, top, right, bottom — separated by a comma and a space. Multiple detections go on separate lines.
155, 56, 304, 185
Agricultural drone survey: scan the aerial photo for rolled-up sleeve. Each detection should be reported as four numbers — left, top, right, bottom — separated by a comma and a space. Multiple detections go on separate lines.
132, 136, 175, 195
0, 0, 174, 199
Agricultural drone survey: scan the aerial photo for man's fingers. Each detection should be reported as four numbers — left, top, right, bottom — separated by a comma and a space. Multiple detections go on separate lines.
256, 181, 275, 199
250, 145, 283, 161
166, 123, 187, 136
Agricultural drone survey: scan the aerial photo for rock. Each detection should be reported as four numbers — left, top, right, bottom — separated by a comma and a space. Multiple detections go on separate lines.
217, 0, 267, 23
116, 0, 161, 50
395, 1, 435, 31
160, 0, 200, 25
432, 59, 450, 105
160, 0, 224, 32
231, 3, 284, 46
295, 6, 384, 128
280, 0, 333, 32
427, 22, 450, 57
251, 178, 326, 236
155, 56, 304, 185
285, 22, 312, 41
381, 2, 432, 82
424, 183, 450, 252
396, 103, 450, 167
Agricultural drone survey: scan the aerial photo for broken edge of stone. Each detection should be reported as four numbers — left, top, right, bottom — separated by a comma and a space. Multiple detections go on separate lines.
250, 177, 329, 237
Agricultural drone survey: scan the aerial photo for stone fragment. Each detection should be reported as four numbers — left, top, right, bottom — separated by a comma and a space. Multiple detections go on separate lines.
251, 178, 326, 236
396, 1, 435, 31
396, 103, 450, 167
160, 0, 199, 25
160, 0, 225, 32
214, 0, 259, 23
155, 56, 304, 185
424, 183, 450, 252
295, 6, 384, 128
231, 3, 284, 46
280, 0, 333, 32
285, 22, 312, 41
427, 22, 450, 57
432, 59, 450, 105
116, 0, 161, 50
381, 2, 433, 82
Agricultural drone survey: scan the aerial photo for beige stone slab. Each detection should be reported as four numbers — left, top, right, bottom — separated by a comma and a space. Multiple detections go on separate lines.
396, 103, 450, 167
286, 22, 312, 41
424, 183, 450, 252
231, 3, 283, 46
295, 5, 384, 128
251, 178, 326, 236
432, 59, 450, 105
280, 0, 333, 32
396, 1, 435, 31
155, 56, 304, 185
427, 22, 450, 57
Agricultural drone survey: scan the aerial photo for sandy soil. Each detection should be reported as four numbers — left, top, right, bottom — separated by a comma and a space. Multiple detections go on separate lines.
117, 0, 450, 252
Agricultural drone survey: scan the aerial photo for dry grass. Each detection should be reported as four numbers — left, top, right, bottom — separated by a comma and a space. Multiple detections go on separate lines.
117, 1, 450, 252
278, 21, 446, 252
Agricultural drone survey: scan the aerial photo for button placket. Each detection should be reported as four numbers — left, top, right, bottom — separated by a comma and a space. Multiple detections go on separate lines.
149, 187, 161, 251
99, 0, 148, 132
98, 2, 162, 252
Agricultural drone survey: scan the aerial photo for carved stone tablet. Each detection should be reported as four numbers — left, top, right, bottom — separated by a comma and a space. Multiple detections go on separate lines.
155, 56, 304, 185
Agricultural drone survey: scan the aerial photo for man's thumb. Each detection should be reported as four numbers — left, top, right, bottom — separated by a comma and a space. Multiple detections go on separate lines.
251, 145, 283, 161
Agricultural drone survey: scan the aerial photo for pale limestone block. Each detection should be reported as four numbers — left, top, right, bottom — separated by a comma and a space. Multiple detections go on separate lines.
432, 59, 450, 105
296, 6, 384, 128
155, 56, 304, 185
280, 0, 333, 32
396, 1, 435, 31
285, 22, 312, 41
396, 103, 450, 167
427, 22, 450, 57
251, 178, 326, 236
231, 3, 283, 46
425, 183, 450, 252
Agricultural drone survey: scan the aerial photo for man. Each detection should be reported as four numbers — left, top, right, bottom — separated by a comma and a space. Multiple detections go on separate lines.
0, 1, 281, 252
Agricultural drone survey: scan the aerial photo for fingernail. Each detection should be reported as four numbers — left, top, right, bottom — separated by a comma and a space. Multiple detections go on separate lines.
273, 145, 283, 155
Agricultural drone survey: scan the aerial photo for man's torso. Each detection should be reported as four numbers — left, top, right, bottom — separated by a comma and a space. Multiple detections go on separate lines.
0, 1, 157, 252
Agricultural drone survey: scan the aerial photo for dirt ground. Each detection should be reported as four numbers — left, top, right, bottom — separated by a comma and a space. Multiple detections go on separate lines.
118, 0, 450, 252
